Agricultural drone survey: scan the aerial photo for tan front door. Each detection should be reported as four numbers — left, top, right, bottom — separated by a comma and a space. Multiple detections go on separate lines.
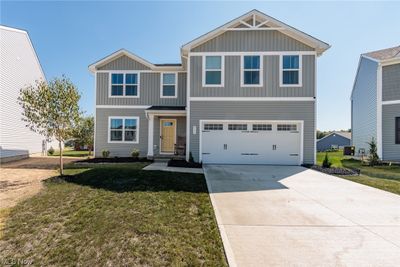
160, 119, 176, 153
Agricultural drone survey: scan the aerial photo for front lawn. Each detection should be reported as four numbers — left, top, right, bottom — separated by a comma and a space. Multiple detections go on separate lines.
0, 163, 227, 266
317, 151, 400, 195
51, 148, 91, 157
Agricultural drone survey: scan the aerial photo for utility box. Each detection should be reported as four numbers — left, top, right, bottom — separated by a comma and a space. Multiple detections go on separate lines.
343, 146, 355, 156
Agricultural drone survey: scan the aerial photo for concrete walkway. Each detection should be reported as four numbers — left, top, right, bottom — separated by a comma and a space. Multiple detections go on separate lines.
203, 165, 400, 267
143, 162, 203, 174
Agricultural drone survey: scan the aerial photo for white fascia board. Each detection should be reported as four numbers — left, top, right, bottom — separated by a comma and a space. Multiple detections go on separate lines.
382, 100, 400, 105
190, 97, 315, 101
96, 105, 151, 109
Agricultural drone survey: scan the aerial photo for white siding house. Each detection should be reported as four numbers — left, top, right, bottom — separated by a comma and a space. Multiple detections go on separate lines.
0, 25, 48, 162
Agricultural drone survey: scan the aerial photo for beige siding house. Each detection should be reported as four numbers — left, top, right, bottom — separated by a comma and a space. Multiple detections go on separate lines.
89, 9, 330, 165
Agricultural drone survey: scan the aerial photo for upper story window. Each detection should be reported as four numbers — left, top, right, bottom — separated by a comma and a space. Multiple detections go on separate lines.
161, 73, 177, 98
110, 73, 139, 97
242, 55, 262, 86
280, 55, 302, 87
203, 56, 224, 87
108, 117, 139, 143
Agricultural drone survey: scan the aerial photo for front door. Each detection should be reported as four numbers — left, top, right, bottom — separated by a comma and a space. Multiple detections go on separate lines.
160, 119, 176, 153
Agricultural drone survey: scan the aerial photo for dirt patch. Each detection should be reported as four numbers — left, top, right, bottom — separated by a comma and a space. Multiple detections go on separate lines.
1, 156, 79, 170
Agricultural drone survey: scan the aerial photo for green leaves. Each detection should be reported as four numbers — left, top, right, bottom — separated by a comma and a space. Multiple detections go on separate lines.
18, 76, 81, 143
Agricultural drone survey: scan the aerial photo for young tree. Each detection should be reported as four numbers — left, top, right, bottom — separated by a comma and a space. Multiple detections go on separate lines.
367, 137, 379, 166
72, 116, 94, 155
18, 76, 81, 175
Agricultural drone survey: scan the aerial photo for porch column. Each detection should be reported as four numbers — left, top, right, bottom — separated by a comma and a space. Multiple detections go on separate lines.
147, 114, 154, 157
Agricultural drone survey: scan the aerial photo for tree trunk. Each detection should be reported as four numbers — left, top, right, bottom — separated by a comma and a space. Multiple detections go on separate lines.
59, 141, 64, 175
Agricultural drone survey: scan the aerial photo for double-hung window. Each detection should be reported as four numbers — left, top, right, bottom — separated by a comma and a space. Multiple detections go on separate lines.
281, 55, 301, 86
110, 73, 139, 97
242, 55, 262, 86
161, 73, 177, 98
203, 56, 223, 86
109, 117, 139, 143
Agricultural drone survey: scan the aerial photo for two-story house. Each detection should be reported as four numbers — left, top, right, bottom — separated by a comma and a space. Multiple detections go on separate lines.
351, 46, 400, 161
89, 9, 330, 165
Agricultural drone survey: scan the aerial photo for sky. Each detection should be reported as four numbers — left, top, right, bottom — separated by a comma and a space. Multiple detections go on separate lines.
1, 1, 399, 131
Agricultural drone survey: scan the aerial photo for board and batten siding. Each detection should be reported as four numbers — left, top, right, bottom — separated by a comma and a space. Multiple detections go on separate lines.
96, 72, 186, 106
189, 101, 315, 164
190, 55, 315, 97
98, 55, 151, 71
95, 108, 148, 157
382, 63, 400, 102
351, 57, 378, 155
192, 30, 314, 52
382, 104, 400, 161
0, 27, 47, 161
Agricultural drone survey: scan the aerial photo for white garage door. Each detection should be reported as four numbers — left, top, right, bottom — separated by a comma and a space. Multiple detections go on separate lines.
201, 121, 302, 165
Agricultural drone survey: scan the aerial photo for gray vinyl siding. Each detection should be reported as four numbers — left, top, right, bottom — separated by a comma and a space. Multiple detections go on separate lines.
190, 55, 315, 97
192, 30, 314, 52
351, 57, 378, 155
96, 72, 186, 106
95, 108, 148, 157
317, 134, 350, 151
382, 104, 400, 161
382, 63, 400, 101
189, 101, 315, 164
98, 55, 151, 70
153, 116, 186, 155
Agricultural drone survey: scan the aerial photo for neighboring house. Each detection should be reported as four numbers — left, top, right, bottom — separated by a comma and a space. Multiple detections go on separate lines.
0, 25, 50, 163
89, 9, 330, 165
317, 131, 351, 151
351, 46, 400, 161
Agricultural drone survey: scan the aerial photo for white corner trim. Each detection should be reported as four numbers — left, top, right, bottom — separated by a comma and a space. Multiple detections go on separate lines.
186, 56, 191, 161
382, 100, 400, 105
147, 114, 154, 157
107, 116, 140, 144
96, 105, 151, 109
240, 55, 263, 87
160, 72, 178, 98
108, 71, 140, 98
279, 54, 303, 87
376, 65, 383, 158
190, 97, 315, 101
202, 55, 225, 87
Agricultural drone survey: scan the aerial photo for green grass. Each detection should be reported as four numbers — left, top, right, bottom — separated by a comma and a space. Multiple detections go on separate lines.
0, 163, 227, 266
317, 151, 400, 195
51, 149, 91, 157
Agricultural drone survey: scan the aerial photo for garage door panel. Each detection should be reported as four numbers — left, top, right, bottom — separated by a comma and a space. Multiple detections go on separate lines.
201, 121, 301, 165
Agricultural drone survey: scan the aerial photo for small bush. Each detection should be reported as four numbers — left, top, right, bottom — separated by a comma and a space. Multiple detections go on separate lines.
47, 147, 55, 156
189, 152, 194, 163
322, 152, 332, 168
367, 137, 379, 166
131, 148, 140, 159
102, 149, 110, 158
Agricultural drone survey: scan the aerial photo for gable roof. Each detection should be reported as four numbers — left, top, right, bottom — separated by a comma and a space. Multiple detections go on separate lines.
317, 131, 352, 142
363, 46, 400, 62
88, 49, 183, 73
181, 9, 330, 56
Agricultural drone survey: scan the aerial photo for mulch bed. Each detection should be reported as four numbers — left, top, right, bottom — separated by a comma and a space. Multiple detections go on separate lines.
305, 165, 360, 176
168, 159, 202, 168
75, 157, 153, 164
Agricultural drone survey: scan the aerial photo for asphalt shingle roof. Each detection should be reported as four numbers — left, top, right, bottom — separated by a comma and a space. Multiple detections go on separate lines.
363, 46, 400, 61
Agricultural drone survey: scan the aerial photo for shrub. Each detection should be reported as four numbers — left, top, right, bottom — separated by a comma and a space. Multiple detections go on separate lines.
322, 152, 332, 168
131, 148, 140, 159
189, 152, 194, 163
367, 137, 379, 166
47, 147, 55, 156
102, 149, 110, 158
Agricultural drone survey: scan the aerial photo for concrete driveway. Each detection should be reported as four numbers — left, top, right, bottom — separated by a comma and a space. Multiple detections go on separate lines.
203, 165, 400, 267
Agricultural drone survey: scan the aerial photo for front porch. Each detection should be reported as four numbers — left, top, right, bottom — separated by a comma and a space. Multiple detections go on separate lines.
145, 106, 187, 159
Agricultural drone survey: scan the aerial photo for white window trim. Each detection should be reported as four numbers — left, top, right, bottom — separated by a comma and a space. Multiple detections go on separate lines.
279, 55, 302, 87
108, 116, 140, 144
241, 55, 263, 87
202, 55, 225, 87
109, 72, 140, 98
160, 72, 178, 98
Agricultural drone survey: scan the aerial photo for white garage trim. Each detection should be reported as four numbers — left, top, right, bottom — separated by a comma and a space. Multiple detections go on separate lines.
199, 119, 304, 164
